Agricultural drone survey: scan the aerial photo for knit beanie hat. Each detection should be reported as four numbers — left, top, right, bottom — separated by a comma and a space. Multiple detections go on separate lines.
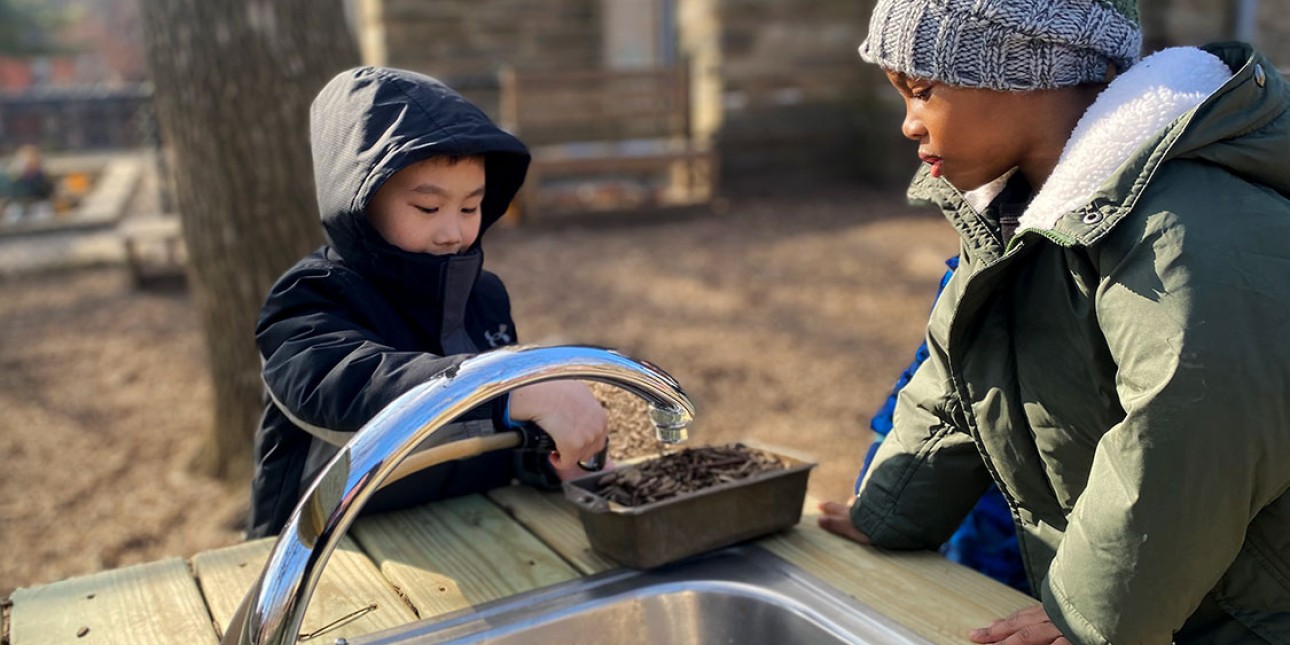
859, 0, 1142, 91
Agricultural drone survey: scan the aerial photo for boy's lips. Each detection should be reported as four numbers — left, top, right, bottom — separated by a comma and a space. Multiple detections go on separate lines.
920, 153, 944, 178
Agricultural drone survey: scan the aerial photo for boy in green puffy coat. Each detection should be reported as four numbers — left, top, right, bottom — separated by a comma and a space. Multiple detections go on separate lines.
820, 1, 1290, 643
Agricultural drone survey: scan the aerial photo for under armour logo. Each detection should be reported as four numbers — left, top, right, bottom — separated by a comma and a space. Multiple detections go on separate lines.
485, 324, 512, 348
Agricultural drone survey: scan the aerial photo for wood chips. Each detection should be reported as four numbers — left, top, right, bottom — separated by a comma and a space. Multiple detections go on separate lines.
588, 444, 787, 507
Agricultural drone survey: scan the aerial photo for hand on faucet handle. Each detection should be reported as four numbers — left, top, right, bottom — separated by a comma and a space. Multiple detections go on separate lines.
509, 381, 609, 472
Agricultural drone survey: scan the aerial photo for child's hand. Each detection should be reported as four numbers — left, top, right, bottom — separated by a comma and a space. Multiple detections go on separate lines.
817, 497, 872, 545
970, 605, 1071, 645
509, 381, 608, 472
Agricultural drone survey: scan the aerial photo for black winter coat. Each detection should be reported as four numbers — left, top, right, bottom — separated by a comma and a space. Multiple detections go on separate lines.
247, 67, 550, 538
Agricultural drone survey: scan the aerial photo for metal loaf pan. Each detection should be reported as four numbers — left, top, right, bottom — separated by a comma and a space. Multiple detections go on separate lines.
562, 445, 816, 569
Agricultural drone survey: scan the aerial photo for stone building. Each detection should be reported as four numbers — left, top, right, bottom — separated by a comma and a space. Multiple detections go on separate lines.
349, 0, 1289, 190
1144, 0, 1289, 65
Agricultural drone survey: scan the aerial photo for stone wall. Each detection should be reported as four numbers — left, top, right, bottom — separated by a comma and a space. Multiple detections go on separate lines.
1142, 0, 1290, 66
711, 0, 897, 187
1258, 1, 1290, 68
711, 0, 1290, 189
356, 0, 602, 116
356, 0, 1288, 192
1142, 0, 1232, 51
357, 0, 903, 187
718, 0, 866, 103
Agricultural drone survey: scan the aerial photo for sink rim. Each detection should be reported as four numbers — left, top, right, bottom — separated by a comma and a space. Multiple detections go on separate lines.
347, 545, 934, 645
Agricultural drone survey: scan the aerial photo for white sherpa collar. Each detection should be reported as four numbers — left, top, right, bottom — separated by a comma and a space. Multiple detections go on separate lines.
1014, 47, 1233, 233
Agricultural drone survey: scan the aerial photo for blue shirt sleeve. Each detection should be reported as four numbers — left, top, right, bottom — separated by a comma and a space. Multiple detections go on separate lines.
502, 397, 522, 430
859, 257, 959, 488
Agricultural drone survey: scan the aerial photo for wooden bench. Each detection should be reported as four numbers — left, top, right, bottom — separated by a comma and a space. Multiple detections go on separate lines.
118, 215, 185, 288
498, 65, 716, 222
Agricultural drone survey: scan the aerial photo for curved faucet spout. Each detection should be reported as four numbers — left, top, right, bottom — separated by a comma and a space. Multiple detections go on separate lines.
222, 345, 695, 645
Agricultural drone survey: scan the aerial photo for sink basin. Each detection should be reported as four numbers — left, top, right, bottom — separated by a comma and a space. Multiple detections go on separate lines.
348, 546, 933, 644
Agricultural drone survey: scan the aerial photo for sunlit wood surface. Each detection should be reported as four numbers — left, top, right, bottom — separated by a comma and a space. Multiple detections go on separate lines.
6, 489, 1033, 644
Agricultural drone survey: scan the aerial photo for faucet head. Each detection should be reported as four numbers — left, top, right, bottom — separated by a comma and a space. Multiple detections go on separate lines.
648, 404, 691, 444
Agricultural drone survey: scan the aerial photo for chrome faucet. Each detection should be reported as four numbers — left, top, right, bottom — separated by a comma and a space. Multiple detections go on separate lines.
221, 345, 695, 645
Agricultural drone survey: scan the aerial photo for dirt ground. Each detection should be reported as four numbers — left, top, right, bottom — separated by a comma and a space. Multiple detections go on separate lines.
0, 186, 959, 597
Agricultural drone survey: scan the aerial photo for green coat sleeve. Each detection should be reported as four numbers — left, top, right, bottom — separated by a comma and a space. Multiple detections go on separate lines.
1043, 206, 1290, 644
851, 267, 995, 549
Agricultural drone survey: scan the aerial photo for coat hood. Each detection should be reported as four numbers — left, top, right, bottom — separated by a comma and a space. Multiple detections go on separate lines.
1017, 42, 1290, 234
309, 67, 530, 266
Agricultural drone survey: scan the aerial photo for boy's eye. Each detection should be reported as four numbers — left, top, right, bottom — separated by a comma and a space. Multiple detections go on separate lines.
414, 205, 439, 214
462, 206, 479, 215
911, 87, 932, 101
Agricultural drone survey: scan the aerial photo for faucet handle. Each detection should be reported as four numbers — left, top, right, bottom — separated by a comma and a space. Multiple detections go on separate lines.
513, 422, 558, 452
513, 422, 609, 472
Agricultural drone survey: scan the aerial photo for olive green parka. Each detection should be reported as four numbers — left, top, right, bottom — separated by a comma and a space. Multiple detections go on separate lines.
853, 43, 1290, 644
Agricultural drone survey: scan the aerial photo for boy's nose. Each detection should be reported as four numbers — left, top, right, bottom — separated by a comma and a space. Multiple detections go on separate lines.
901, 112, 926, 141
435, 219, 463, 246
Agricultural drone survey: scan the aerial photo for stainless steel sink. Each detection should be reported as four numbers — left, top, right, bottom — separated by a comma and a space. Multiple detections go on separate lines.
348, 546, 934, 644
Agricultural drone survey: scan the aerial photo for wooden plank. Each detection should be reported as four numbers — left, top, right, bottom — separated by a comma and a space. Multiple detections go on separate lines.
350, 494, 580, 619
486, 486, 617, 575
192, 535, 416, 643
761, 505, 1035, 645
9, 557, 216, 645
501, 66, 695, 146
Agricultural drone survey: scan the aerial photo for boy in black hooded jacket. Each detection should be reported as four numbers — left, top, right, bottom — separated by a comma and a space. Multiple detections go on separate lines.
247, 67, 609, 538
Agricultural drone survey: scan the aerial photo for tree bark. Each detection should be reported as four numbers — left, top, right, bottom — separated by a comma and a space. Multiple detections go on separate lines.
139, 0, 359, 482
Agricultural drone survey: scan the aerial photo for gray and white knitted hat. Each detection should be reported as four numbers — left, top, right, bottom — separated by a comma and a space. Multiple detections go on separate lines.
859, 0, 1143, 91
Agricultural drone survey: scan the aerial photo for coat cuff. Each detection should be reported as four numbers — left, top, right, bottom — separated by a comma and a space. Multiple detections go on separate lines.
489, 393, 515, 432
1041, 572, 1112, 645
850, 494, 942, 551
490, 394, 561, 489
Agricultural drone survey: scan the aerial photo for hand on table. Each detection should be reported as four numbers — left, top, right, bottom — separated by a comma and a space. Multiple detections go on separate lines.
816, 497, 872, 545
819, 498, 1064, 644
970, 605, 1071, 645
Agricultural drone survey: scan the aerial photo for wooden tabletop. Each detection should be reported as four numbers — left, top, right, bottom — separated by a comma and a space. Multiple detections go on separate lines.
5, 487, 1034, 644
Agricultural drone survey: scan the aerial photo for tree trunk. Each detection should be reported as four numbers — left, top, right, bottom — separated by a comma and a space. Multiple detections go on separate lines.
139, 0, 359, 482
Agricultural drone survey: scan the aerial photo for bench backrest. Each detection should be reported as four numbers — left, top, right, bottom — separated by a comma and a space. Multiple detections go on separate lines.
498, 66, 692, 147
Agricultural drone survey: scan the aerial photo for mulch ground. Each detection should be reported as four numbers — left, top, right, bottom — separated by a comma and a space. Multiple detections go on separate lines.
0, 186, 959, 596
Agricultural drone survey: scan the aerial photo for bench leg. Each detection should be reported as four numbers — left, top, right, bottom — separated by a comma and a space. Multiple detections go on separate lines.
165, 236, 179, 265
123, 238, 144, 287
